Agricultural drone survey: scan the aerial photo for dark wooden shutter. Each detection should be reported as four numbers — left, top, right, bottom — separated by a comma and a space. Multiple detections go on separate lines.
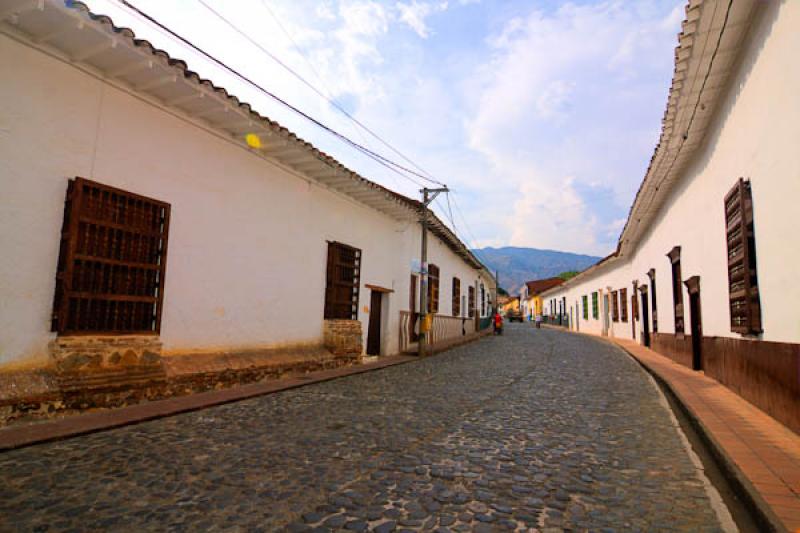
324, 242, 361, 320
620, 288, 628, 322
611, 290, 619, 322
51, 177, 170, 335
452, 277, 460, 316
725, 178, 761, 334
427, 264, 440, 313
648, 268, 658, 332
667, 246, 684, 334
468, 286, 475, 317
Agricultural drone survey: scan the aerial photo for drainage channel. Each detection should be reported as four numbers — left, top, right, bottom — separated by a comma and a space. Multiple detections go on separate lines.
655, 378, 761, 533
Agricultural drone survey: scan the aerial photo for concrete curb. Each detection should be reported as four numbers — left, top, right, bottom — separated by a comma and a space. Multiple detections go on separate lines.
620, 347, 788, 533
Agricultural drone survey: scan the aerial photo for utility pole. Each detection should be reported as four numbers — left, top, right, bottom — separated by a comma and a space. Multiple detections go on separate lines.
418, 186, 448, 356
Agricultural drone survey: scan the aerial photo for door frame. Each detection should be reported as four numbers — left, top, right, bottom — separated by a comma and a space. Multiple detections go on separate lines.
639, 285, 651, 348
684, 276, 702, 371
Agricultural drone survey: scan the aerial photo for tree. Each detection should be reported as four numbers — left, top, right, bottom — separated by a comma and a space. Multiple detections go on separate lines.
558, 271, 579, 281
497, 287, 509, 296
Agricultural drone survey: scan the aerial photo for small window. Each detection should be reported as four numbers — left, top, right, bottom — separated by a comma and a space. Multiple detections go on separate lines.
647, 268, 658, 332
631, 282, 639, 321
611, 290, 619, 322
452, 277, 461, 317
468, 286, 476, 317
582, 295, 588, 320
51, 177, 171, 335
620, 288, 628, 322
725, 178, 761, 334
324, 241, 362, 320
427, 264, 440, 313
592, 292, 599, 319
667, 246, 684, 334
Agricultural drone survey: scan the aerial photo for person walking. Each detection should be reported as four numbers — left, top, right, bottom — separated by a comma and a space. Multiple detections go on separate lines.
493, 311, 503, 335
535, 313, 542, 329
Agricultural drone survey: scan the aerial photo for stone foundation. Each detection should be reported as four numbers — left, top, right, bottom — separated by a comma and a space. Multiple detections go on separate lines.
323, 320, 363, 357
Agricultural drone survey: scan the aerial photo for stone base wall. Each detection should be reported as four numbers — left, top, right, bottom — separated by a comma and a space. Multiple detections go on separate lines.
0, 337, 362, 427
323, 320, 363, 357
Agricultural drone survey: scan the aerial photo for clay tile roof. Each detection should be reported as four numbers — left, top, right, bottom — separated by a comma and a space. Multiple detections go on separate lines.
525, 277, 564, 295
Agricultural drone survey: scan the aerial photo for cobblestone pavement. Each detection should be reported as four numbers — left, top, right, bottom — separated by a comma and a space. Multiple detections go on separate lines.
1, 326, 727, 532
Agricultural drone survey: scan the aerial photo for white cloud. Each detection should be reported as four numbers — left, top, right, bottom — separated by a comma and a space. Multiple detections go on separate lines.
464, 1, 680, 255
396, 1, 449, 38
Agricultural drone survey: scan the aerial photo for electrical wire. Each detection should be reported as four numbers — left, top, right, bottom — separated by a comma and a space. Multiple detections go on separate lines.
111, 0, 442, 189
195, 0, 447, 187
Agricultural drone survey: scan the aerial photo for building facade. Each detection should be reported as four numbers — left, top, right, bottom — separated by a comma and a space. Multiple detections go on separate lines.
540, 0, 799, 433
0, 1, 495, 421
520, 277, 564, 321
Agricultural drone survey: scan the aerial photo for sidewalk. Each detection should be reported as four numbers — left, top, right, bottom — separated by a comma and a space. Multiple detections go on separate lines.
614, 338, 800, 532
0, 355, 415, 452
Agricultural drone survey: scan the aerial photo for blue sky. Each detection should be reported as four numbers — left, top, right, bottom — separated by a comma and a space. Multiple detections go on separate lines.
90, 0, 684, 256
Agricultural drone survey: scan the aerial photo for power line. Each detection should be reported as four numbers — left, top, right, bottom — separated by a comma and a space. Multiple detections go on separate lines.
194, 0, 447, 187
110, 0, 442, 189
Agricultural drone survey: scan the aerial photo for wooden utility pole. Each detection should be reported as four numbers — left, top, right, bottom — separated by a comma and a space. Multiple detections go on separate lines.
418, 186, 448, 356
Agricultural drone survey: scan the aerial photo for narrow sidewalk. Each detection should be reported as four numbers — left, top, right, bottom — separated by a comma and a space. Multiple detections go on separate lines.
0, 355, 416, 452
614, 338, 800, 532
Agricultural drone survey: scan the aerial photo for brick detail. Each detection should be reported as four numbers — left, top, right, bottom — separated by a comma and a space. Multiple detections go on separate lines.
323, 320, 363, 357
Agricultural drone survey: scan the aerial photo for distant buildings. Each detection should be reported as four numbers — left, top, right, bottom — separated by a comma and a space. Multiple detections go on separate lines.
0, 1, 495, 421
520, 277, 564, 321
540, 0, 799, 433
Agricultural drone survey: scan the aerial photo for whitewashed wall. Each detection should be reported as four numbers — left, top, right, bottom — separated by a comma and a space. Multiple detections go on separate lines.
541, 1, 800, 344
0, 35, 490, 369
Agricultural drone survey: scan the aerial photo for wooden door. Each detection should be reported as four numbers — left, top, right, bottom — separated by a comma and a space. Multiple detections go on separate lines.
367, 290, 382, 356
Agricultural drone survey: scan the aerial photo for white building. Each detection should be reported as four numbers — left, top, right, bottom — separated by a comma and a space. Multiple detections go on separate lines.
0, 0, 495, 416
539, 0, 799, 433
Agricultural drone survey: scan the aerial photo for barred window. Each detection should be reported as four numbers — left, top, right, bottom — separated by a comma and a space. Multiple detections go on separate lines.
582, 295, 588, 320
620, 288, 628, 322
452, 277, 461, 316
592, 292, 599, 319
725, 178, 761, 334
611, 290, 619, 322
427, 264, 440, 313
667, 246, 684, 334
324, 241, 362, 320
51, 177, 170, 335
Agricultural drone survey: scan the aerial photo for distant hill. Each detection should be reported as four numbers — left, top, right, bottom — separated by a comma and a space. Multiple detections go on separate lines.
472, 246, 601, 295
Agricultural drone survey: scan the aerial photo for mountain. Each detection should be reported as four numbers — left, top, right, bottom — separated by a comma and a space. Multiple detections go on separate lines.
472, 246, 601, 295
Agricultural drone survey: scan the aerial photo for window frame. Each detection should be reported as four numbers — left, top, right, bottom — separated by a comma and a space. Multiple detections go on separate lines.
51, 177, 171, 336
324, 241, 362, 320
647, 268, 658, 332
582, 295, 588, 320
592, 292, 599, 319
667, 246, 684, 334
620, 288, 628, 322
427, 264, 440, 314
611, 290, 619, 322
452, 277, 461, 317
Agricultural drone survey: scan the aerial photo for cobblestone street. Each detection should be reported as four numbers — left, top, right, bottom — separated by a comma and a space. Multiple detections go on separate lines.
1, 326, 728, 532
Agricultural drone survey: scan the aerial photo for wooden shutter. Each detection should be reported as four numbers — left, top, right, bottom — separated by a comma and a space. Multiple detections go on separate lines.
468, 286, 475, 317
611, 290, 619, 322
452, 277, 460, 316
725, 178, 761, 334
620, 288, 628, 322
427, 264, 440, 313
592, 292, 598, 319
51, 177, 170, 335
324, 242, 362, 320
582, 295, 588, 320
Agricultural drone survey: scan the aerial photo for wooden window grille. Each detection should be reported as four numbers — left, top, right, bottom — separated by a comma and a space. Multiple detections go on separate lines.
592, 292, 598, 319
51, 177, 170, 335
620, 288, 628, 322
632, 282, 639, 321
647, 268, 658, 332
667, 246, 684, 334
611, 290, 619, 322
452, 277, 461, 317
427, 264, 440, 313
725, 178, 761, 334
324, 241, 362, 320
468, 286, 475, 317
582, 295, 588, 320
